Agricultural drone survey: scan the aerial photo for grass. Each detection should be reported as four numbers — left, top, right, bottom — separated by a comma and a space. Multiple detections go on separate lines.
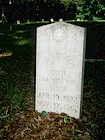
0, 21, 104, 102
0, 22, 105, 139
0, 21, 104, 103
0, 23, 35, 121
0, 81, 28, 119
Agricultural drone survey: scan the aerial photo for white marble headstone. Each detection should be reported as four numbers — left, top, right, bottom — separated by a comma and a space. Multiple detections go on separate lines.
17, 20, 20, 24
35, 22, 86, 118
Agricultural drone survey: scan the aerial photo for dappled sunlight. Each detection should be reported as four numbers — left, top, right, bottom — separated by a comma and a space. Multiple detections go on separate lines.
16, 30, 25, 33
13, 30, 25, 40
15, 39, 31, 46
0, 52, 12, 58
0, 67, 5, 75
13, 29, 32, 40
13, 35, 23, 40
0, 22, 105, 140
0, 33, 5, 35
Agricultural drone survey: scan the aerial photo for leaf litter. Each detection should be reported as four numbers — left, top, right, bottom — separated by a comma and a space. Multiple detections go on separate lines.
0, 26, 105, 140
0, 59, 105, 140
1, 110, 93, 140
1, 86, 105, 140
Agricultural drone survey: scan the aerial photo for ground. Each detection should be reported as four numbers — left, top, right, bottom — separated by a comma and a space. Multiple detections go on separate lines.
0, 22, 105, 140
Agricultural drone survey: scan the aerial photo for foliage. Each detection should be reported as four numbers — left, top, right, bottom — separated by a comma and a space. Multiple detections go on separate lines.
0, 0, 105, 22
76, 0, 105, 20
41, 111, 47, 117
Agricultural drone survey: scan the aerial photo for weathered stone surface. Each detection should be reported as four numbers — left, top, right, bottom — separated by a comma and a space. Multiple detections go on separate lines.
35, 22, 86, 118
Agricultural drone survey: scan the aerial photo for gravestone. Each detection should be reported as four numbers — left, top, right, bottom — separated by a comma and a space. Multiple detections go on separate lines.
35, 22, 86, 118
17, 20, 20, 24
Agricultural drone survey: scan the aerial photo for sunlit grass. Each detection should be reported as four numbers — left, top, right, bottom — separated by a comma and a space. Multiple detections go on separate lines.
15, 39, 31, 46
13, 35, 23, 40
0, 33, 5, 35
0, 67, 5, 75
16, 30, 25, 33
0, 52, 12, 58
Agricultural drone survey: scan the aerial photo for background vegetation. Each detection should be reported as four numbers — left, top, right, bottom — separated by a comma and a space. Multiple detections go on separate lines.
0, 0, 105, 23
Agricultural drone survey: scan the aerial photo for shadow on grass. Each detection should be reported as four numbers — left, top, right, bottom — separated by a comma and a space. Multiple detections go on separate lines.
0, 22, 105, 104
0, 22, 105, 139
0, 22, 105, 91
0, 23, 37, 116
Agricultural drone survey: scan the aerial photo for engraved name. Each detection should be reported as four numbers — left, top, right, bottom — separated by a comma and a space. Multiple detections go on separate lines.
56, 51, 75, 67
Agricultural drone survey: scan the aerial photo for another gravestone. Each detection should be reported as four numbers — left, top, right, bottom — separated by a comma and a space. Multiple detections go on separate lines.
35, 22, 86, 118
17, 20, 20, 24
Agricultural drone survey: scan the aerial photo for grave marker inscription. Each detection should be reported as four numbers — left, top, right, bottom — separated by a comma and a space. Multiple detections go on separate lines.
35, 22, 86, 118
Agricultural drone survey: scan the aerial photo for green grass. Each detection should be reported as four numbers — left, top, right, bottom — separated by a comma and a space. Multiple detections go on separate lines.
0, 23, 35, 121
0, 22, 105, 138
0, 21, 104, 103
0, 81, 28, 120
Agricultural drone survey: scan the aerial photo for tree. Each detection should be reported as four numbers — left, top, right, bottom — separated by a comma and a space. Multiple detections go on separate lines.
0, 0, 105, 23
76, 0, 105, 20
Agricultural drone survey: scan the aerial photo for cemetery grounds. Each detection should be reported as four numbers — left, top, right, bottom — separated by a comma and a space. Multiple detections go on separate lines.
0, 22, 105, 140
